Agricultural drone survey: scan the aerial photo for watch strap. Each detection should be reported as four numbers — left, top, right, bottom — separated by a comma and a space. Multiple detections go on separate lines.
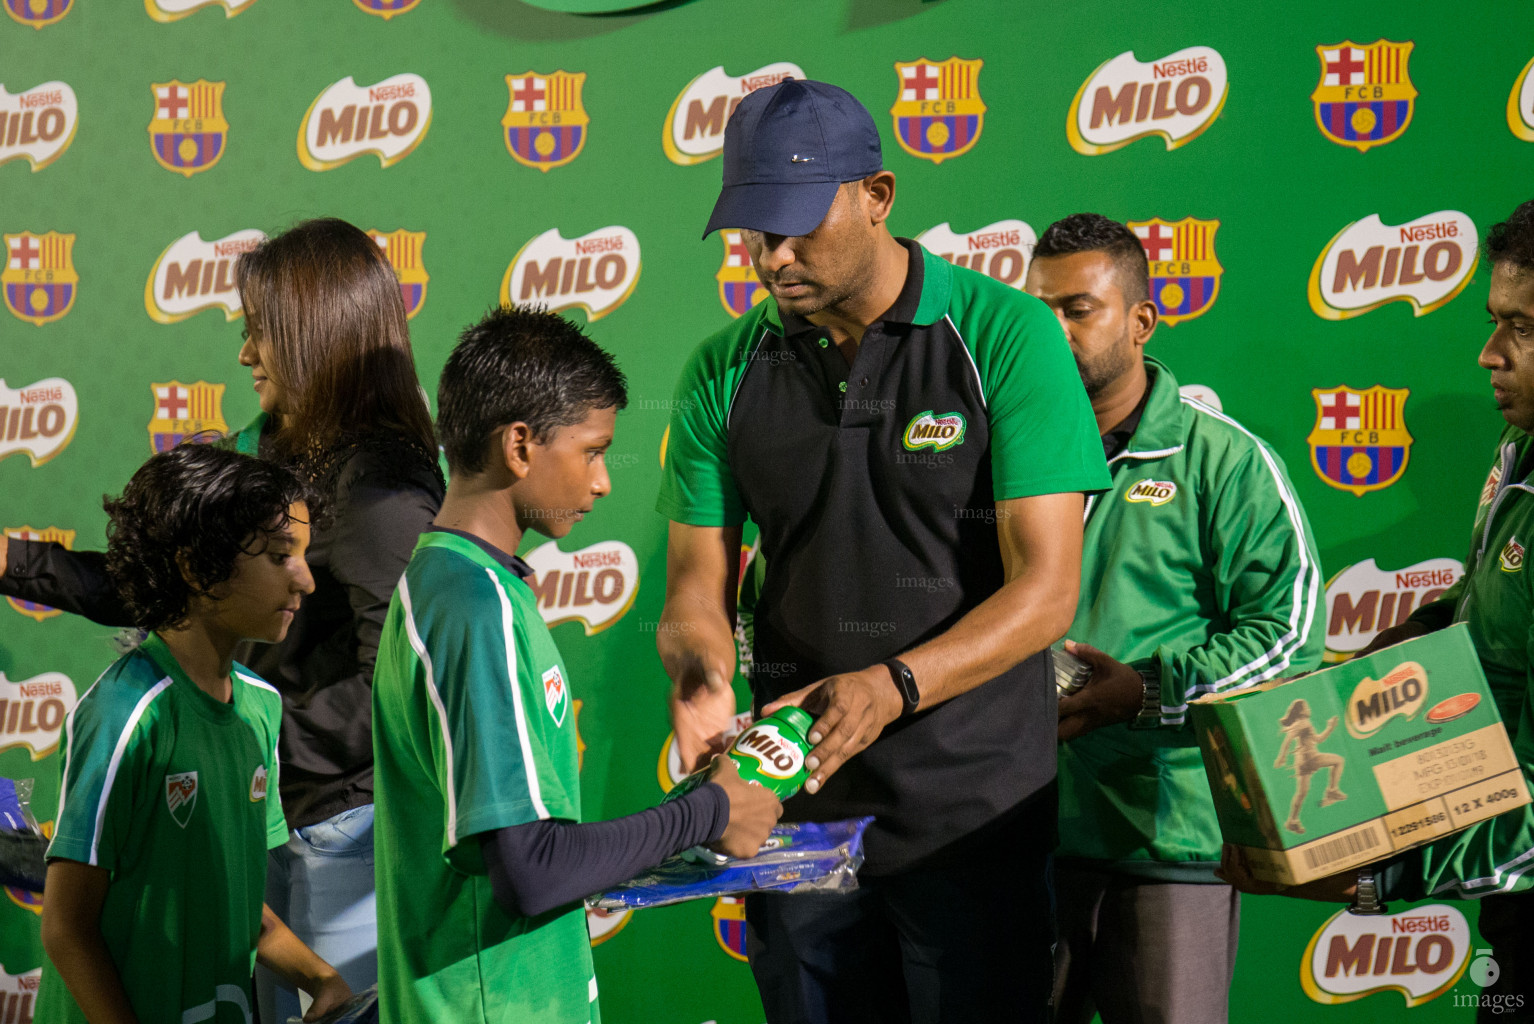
881, 658, 920, 717
1127, 657, 1163, 730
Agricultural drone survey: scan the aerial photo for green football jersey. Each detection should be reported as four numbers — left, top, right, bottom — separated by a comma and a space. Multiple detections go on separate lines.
36, 633, 287, 1024
373, 531, 597, 1024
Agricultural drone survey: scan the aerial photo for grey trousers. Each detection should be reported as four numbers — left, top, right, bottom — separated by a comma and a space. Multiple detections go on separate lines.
1052, 863, 1240, 1024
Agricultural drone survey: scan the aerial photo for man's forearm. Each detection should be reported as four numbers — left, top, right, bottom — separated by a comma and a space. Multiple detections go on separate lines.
657, 589, 737, 683
900, 568, 1077, 710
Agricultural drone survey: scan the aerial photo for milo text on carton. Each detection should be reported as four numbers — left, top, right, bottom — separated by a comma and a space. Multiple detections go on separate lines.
1191, 624, 1530, 885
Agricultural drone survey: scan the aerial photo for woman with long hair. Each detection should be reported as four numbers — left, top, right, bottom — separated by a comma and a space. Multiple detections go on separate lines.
2, 218, 445, 1022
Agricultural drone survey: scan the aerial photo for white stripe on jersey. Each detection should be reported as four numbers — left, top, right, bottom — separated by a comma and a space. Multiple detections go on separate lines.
89, 678, 173, 866
487, 566, 550, 819
235, 671, 282, 775
1166, 397, 1320, 717
399, 575, 460, 846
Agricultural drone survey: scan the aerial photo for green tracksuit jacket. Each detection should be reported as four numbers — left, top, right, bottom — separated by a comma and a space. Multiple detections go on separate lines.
1397, 423, 1534, 899
1058, 358, 1326, 881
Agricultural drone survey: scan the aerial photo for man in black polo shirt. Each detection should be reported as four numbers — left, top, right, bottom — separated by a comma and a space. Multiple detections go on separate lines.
655, 79, 1110, 1023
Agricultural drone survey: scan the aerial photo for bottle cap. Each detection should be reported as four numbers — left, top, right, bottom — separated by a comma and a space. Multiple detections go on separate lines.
770, 705, 815, 737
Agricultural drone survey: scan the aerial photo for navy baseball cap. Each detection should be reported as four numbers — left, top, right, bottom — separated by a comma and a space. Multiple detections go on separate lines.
702, 79, 883, 239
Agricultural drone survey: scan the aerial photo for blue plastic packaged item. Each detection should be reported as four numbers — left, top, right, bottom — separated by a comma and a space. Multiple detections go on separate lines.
589, 817, 872, 911
0, 777, 47, 893
287, 985, 377, 1024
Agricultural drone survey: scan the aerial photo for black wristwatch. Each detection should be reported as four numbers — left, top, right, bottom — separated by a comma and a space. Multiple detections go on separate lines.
1349, 868, 1388, 915
881, 658, 920, 717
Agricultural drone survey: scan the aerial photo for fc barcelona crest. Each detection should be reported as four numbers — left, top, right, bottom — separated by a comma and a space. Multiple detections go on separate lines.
148, 80, 228, 177
3, 231, 77, 326
5, 0, 71, 28
1311, 41, 1417, 152
503, 72, 589, 172
890, 57, 986, 164
148, 381, 228, 453
1307, 385, 1413, 496
4, 526, 74, 621
711, 896, 749, 961
165, 771, 198, 828
1128, 217, 1222, 326
717, 231, 766, 318
353, 0, 419, 17
368, 229, 428, 319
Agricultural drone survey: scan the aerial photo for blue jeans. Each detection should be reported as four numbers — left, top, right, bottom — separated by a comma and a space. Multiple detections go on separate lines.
257, 803, 377, 1023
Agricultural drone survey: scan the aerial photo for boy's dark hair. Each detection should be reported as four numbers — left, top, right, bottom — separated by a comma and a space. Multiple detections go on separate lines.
1486, 200, 1534, 272
1033, 213, 1151, 304
104, 444, 309, 632
437, 305, 629, 475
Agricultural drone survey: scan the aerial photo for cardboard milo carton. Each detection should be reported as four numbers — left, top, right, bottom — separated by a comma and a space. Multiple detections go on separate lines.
1191, 624, 1530, 885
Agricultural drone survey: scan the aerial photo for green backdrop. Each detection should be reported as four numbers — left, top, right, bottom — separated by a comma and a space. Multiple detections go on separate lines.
3, 0, 1531, 1020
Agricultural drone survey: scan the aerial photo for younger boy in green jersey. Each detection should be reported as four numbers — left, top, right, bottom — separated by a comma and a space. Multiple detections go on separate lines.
372, 307, 780, 1024
38, 444, 352, 1024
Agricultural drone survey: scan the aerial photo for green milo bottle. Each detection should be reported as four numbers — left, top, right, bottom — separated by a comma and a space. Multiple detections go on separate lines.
664, 707, 816, 862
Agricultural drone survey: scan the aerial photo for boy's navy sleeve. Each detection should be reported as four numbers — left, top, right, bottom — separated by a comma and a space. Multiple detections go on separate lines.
481, 783, 729, 918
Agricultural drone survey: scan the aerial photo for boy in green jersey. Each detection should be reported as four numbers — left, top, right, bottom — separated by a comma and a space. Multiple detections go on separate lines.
37, 444, 352, 1024
372, 307, 780, 1024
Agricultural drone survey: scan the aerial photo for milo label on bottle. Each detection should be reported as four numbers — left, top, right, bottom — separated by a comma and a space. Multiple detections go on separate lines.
729, 714, 812, 798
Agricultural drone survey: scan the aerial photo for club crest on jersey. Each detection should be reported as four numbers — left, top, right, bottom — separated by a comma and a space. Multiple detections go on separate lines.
146, 0, 258, 20
524, 539, 640, 634
1307, 385, 1412, 496
148, 80, 227, 176
717, 230, 767, 317
1312, 40, 1417, 152
501, 226, 640, 321
165, 771, 198, 827
1501, 537, 1525, 573
0, 670, 77, 758
1301, 903, 1471, 1007
1309, 211, 1477, 321
368, 229, 428, 319
4, 231, 76, 325
5, 0, 71, 27
353, 0, 418, 17
1508, 56, 1534, 141
148, 381, 228, 452
902, 411, 966, 452
587, 906, 631, 946
503, 71, 589, 172
0, 82, 78, 170
298, 73, 431, 171
663, 62, 804, 166
891, 57, 986, 164
712, 896, 749, 961
4, 526, 74, 621
1125, 479, 1177, 506
542, 666, 570, 727
1067, 46, 1227, 155
145, 228, 264, 324
0, 377, 79, 466
1129, 217, 1222, 325
914, 220, 1034, 290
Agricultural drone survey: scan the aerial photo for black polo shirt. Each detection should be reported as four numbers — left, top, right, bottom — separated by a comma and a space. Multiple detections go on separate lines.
658, 240, 1109, 873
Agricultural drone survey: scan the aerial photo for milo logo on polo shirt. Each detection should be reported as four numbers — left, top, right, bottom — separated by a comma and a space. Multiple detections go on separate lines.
902, 411, 966, 452
250, 764, 268, 802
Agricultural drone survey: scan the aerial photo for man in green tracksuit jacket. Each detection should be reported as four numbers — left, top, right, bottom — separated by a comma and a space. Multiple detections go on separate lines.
1225, 200, 1534, 1024
1026, 214, 1325, 1024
